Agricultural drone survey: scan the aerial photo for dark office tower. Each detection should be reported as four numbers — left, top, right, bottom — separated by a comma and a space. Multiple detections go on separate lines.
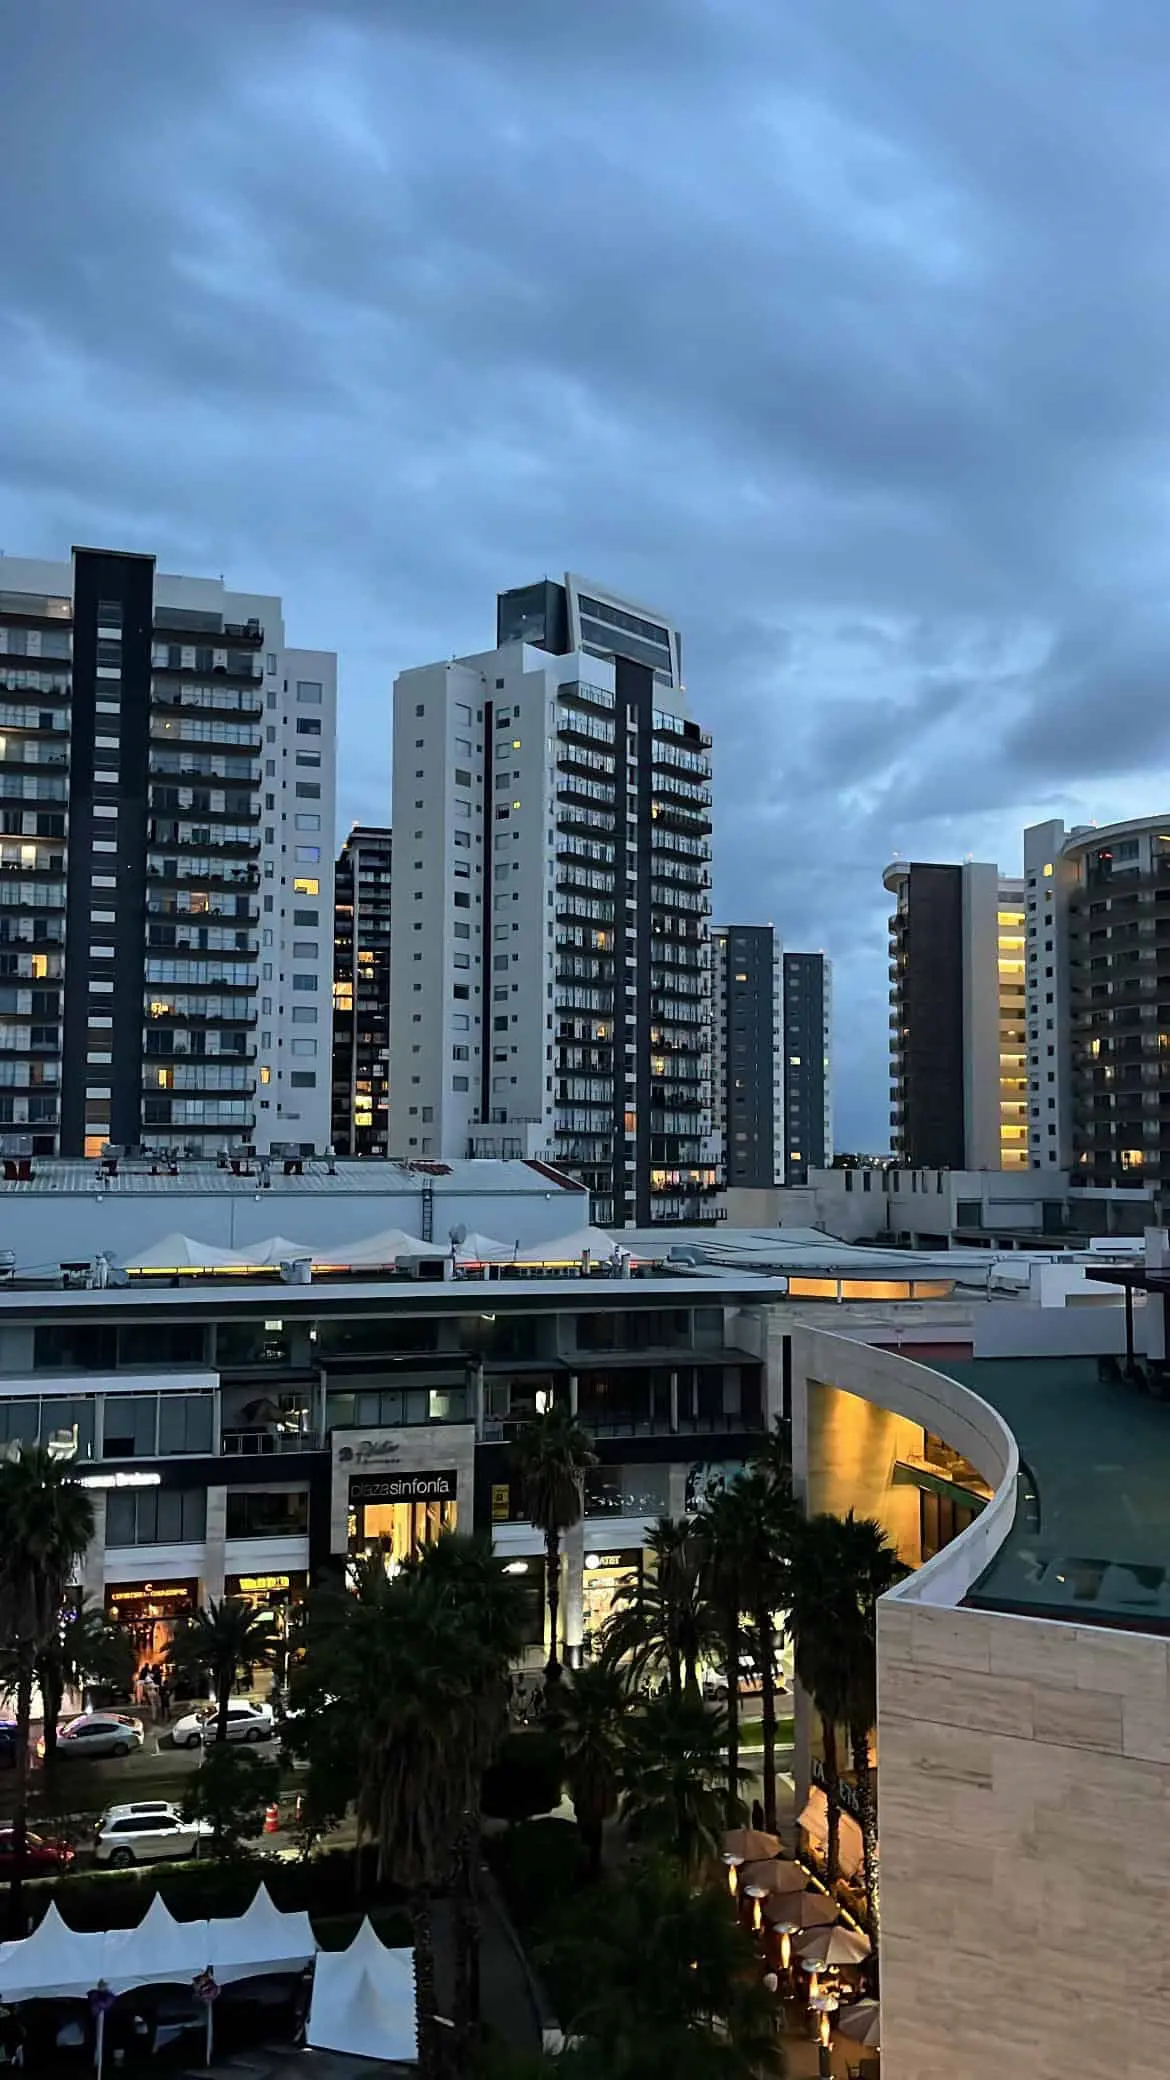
712, 926, 782, 1188
0, 549, 337, 1157
331, 826, 392, 1157
781, 951, 832, 1183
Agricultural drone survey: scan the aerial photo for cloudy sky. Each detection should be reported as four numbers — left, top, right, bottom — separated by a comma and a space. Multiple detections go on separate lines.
5, 1, 1170, 1148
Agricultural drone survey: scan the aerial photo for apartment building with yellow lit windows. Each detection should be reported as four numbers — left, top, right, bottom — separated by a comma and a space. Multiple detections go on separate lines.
0, 548, 336, 1158
885, 859, 1027, 1169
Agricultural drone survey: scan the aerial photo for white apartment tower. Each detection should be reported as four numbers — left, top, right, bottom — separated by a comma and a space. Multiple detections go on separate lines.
0, 548, 336, 1157
388, 576, 719, 1225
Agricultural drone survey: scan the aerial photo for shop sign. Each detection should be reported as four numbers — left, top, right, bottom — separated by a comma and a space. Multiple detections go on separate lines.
106, 1581, 196, 1605
234, 1575, 291, 1595
338, 1438, 401, 1466
810, 1756, 862, 1822
349, 1469, 456, 1503
79, 1471, 161, 1490
490, 1482, 511, 1522
583, 1549, 642, 1574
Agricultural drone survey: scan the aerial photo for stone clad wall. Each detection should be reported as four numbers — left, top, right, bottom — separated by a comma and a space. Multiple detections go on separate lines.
879, 1597, 1170, 2080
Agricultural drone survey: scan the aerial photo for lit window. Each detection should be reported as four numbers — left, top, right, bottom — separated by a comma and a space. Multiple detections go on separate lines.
260, 1065, 271, 1085
1043, 863, 1053, 877
293, 877, 320, 896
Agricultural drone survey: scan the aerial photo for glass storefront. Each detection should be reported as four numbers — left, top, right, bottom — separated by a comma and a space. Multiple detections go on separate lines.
224, 1570, 308, 1692
105, 1578, 198, 1666
347, 1470, 458, 1572
582, 1547, 642, 1656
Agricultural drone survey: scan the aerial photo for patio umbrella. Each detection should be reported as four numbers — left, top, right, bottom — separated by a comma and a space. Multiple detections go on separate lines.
837, 1999, 881, 2050
739, 1859, 808, 1898
763, 1890, 838, 1932
723, 1828, 781, 1864
793, 1925, 872, 1969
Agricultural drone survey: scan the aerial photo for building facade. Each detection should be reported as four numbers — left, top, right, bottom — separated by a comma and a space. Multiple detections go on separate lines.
331, 826, 392, 1157
711, 926, 783, 1190
781, 949, 832, 1183
885, 860, 1026, 1171
388, 575, 719, 1224
0, 549, 336, 1157
1025, 815, 1170, 1192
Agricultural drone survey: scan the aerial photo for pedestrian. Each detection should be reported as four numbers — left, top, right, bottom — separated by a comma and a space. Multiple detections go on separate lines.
158, 1674, 171, 1722
751, 1797, 766, 1833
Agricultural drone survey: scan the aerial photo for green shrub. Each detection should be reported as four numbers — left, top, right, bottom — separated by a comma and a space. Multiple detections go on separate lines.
28, 1847, 406, 1932
486, 1817, 587, 1935
482, 1730, 564, 1825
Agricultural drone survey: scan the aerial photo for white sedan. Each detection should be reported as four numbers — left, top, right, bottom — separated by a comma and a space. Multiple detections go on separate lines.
94, 1802, 214, 1867
172, 1701, 275, 1749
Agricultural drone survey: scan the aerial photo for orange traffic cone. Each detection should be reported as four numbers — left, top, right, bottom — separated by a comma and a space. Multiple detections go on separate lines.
264, 1801, 280, 1835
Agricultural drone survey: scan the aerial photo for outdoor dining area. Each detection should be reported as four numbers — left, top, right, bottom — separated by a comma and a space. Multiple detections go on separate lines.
722, 1826, 880, 2080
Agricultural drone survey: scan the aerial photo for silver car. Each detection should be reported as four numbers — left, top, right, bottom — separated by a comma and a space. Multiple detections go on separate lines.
95, 1801, 213, 1868
53, 1712, 145, 1761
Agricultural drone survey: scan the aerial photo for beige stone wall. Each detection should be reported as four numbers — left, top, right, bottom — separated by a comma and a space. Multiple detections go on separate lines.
879, 1596, 1170, 2080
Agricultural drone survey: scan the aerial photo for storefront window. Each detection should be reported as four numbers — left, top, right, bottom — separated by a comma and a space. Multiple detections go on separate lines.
105, 1579, 198, 1666
584, 1463, 670, 1518
347, 1469, 457, 1571
226, 1489, 310, 1539
499, 1556, 546, 1647
582, 1549, 642, 1656
106, 1487, 206, 1545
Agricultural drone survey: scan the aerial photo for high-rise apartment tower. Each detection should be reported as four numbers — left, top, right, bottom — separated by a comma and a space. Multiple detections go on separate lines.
388, 575, 719, 1224
331, 825, 392, 1157
0, 548, 336, 1156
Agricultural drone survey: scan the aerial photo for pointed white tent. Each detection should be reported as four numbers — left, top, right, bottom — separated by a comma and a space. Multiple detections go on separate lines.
307, 1919, 415, 2062
114, 1892, 204, 1987
237, 1236, 316, 1267
512, 1226, 635, 1265
207, 1882, 315, 1982
125, 1232, 247, 1271
311, 1227, 447, 1266
454, 1230, 514, 1261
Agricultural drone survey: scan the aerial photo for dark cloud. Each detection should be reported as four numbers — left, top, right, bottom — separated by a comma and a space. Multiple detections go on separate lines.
4, 0, 1170, 1147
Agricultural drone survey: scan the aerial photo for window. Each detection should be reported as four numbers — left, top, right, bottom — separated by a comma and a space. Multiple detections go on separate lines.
290, 1038, 317, 1056
290, 1070, 316, 1088
225, 1489, 309, 1538
295, 781, 320, 799
293, 908, 318, 926
157, 1395, 214, 1454
295, 750, 320, 768
296, 717, 321, 736
103, 1396, 158, 1458
293, 876, 319, 896
107, 1487, 206, 1546
291, 1006, 318, 1024
293, 973, 317, 991
295, 846, 320, 862
455, 768, 472, 787
292, 940, 318, 959
296, 682, 323, 704
454, 831, 470, 849
452, 1075, 469, 1091
295, 814, 320, 831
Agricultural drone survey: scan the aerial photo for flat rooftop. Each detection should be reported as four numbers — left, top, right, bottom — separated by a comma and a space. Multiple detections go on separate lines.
944, 1358, 1170, 1631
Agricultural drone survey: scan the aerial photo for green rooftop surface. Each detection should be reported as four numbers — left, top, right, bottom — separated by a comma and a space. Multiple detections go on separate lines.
941, 1357, 1170, 1630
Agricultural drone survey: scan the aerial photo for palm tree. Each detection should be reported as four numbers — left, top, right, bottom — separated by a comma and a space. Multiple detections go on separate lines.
695, 1483, 759, 1820
513, 1404, 596, 1686
0, 1447, 93, 1931
600, 1517, 718, 1700
831, 1514, 906, 1947
169, 1595, 277, 1744
555, 1659, 629, 1879
620, 1692, 745, 1870
541, 1853, 784, 2077
410, 1534, 528, 2051
39, 1589, 135, 1768
786, 1513, 857, 1889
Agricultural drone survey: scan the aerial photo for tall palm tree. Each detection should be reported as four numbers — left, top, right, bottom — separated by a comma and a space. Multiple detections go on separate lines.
169, 1594, 277, 1745
696, 1481, 771, 1822
619, 1692, 745, 1870
600, 1517, 718, 1700
39, 1589, 135, 1768
513, 1404, 596, 1686
831, 1514, 906, 1948
410, 1534, 528, 2050
0, 1447, 93, 1932
786, 1513, 857, 1889
555, 1659, 629, 1879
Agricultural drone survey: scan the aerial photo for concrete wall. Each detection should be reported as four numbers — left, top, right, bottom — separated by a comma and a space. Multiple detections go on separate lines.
879, 1599, 1170, 2080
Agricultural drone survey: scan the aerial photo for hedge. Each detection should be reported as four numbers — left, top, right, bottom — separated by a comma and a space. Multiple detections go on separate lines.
24, 1846, 409, 1935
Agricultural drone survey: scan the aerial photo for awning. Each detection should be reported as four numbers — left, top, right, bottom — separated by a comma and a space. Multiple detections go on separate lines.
307, 1917, 416, 2062
797, 1790, 865, 1882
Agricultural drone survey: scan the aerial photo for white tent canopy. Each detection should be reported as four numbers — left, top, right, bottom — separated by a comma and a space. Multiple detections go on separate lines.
238, 1236, 316, 1267
312, 1227, 448, 1265
125, 1232, 247, 1270
307, 1917, 416, 2063
0, 1885, 317, 2004
454, 1230, 514, 1260
513, 1225, 641, 1265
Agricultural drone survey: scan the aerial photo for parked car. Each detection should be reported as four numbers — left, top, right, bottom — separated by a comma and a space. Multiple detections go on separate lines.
49, 1712, 145, 1761
0, 1826, 74, 1874
0, 1719, 18, 1770
94, 1802, 214, 1868
172, 1701, 274, 1749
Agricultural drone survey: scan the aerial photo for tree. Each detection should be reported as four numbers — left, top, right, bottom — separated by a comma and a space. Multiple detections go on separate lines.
786, 1513, 861, 1891
600, 1518, 718, 1700
38, 1590, 135, 1769
830, 1514, 906, 1949
539, 1854, 784, 2078
737, 1462, 798, 1836
181, 1744, 280, 1858
513, 1405, 596, 1686
694, 1485, 758, 1821
169, 1595, 277, 1745
555, 1660, 628, 1879
0, 1448, 93, 1932
619, 1692, 745, 1871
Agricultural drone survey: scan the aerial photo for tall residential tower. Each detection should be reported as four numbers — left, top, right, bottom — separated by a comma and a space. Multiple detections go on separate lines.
711, 928, 833, 1187
331, 825, 393, 1157
0, 549, 336, 1156
388, 575, 719, 1224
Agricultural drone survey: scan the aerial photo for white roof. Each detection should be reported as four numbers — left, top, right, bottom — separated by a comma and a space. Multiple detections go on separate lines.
307, 1918, 416, 2063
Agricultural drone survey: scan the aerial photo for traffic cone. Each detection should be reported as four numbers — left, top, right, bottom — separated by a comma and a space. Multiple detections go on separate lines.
264, 1801, 280, 1835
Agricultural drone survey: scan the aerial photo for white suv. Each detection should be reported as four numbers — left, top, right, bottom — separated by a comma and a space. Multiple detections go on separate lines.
94, 1802, 213, 1868
172, 1701, 275, 1749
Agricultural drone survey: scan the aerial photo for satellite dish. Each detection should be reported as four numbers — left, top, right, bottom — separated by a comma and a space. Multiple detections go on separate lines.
449, 1224, 467, 1247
